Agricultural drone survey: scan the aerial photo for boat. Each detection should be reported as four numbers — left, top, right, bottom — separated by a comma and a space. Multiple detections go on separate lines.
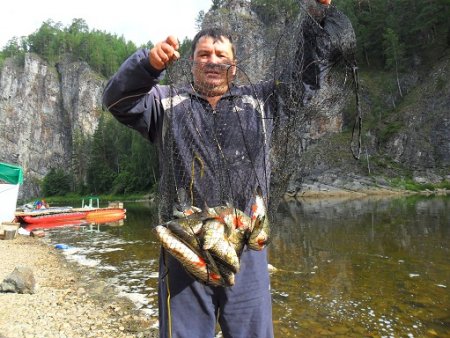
17, 209, 89, 224
85, 208, 126, 222
81, 196, 126, 222
15, 196, 126, 225
22, 219, 89, 232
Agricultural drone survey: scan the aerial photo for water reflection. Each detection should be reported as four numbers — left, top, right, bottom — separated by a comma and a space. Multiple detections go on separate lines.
44, 196, 449, 337
270, 195, 449, 337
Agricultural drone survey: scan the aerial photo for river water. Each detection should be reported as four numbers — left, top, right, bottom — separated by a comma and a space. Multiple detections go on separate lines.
44, 195, 449, 337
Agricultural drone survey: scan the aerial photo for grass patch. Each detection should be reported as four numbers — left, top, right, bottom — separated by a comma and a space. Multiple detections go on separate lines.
389, 177, 449, 192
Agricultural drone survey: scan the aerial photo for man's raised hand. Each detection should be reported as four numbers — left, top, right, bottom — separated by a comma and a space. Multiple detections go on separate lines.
149, 35, 180, 70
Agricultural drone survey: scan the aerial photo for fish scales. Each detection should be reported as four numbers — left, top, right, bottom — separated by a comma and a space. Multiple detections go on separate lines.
166, 220, 240, 274
202, 219, 225, 250
248, 191, 271, 250
154, 225, 225, 286
204, 206, 252, 256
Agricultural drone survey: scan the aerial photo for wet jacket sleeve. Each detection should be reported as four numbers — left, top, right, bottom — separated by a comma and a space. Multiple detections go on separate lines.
102, 49, 165, 142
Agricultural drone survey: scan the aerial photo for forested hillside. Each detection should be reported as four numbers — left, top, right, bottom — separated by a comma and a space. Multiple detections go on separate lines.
0, 0, 448, 198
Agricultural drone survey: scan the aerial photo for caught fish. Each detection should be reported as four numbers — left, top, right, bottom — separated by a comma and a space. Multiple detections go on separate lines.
206, 205, 252, 232
164, 220, 221, 273
206, 232, 240, 273
173, 204, 202, 218
204, 205, 252, 255
165, 220, 202, 248
248, 215, 270, 251
216, 260, 235, 286
154, 187, 270, 287
154, 225, 225, 286
167, 219, 240, 274
248, 188, 270, 251
202, 219, 225, 250
171, 215, 204, 235
173, 188, 203, 218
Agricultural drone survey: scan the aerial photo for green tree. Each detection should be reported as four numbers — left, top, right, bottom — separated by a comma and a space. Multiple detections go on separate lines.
42, 168, 72, 196
71, 129, 92, 194
86, 112, 159, 194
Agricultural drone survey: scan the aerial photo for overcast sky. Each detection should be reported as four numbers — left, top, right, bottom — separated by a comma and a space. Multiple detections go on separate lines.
0, 0, 212, 49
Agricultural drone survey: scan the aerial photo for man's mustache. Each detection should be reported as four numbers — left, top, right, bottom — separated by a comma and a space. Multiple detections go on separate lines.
194, 62, 233, 71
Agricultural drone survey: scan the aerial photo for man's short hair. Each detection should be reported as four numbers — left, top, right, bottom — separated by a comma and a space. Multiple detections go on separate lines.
191, 27, 236, 59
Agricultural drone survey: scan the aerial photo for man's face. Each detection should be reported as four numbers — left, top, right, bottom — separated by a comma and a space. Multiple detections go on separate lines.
191, 35, 236, 97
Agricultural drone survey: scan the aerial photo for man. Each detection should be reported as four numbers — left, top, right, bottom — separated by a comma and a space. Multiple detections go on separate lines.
102, 2, 355, 337
104, 28, 274, 338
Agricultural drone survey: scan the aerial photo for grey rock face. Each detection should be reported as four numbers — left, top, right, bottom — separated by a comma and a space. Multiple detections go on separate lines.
0, 53, 104, 200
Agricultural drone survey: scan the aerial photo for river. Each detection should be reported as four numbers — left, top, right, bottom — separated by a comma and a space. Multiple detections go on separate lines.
44, 195, 449, 337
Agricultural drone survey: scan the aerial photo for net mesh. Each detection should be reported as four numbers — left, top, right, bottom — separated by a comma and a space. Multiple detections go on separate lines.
157, 0, 357, 224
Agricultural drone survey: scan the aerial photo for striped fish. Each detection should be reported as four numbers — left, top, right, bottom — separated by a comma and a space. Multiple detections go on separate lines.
154, 225, 225, 286
248, 188, 270, 251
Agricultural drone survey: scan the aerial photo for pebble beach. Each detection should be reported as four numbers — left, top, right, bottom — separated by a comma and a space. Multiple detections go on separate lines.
0, 235, 157, 338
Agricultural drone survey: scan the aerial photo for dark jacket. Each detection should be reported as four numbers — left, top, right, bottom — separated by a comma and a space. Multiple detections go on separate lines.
103, 50, 275, 220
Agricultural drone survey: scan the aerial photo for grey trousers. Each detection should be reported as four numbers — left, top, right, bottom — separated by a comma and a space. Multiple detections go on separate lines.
158, 247, 274, 338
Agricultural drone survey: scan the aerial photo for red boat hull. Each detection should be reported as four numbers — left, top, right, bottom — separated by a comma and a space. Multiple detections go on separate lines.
23, 219, 89, 231
21, 211, 88, 224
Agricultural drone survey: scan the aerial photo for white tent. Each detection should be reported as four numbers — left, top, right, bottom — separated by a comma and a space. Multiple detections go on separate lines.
0, 162, 23, 223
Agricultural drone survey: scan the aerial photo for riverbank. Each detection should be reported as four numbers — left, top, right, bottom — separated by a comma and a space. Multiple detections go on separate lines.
0, 235, 158, 338
283, 183, 449, 200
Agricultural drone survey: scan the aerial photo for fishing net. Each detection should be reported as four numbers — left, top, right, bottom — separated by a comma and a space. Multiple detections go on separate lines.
152, 0, 359, 286
157, 0, 358, 225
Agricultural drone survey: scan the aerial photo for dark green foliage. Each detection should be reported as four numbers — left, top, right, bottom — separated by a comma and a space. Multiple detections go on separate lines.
85, 112, 158, 195
71, 128, 91, 194
382, 28, 406, 71
1, 18, 137, 78
42, 168, 72, 196
331, 0, 449, 68
389, 177, 445, 192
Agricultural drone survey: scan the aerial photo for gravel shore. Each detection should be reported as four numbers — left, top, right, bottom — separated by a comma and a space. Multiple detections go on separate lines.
0, 235, 158, 338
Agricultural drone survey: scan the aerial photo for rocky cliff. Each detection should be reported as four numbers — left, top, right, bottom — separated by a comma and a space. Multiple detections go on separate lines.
0, 53, 104, 199
294, 51, 450, 196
